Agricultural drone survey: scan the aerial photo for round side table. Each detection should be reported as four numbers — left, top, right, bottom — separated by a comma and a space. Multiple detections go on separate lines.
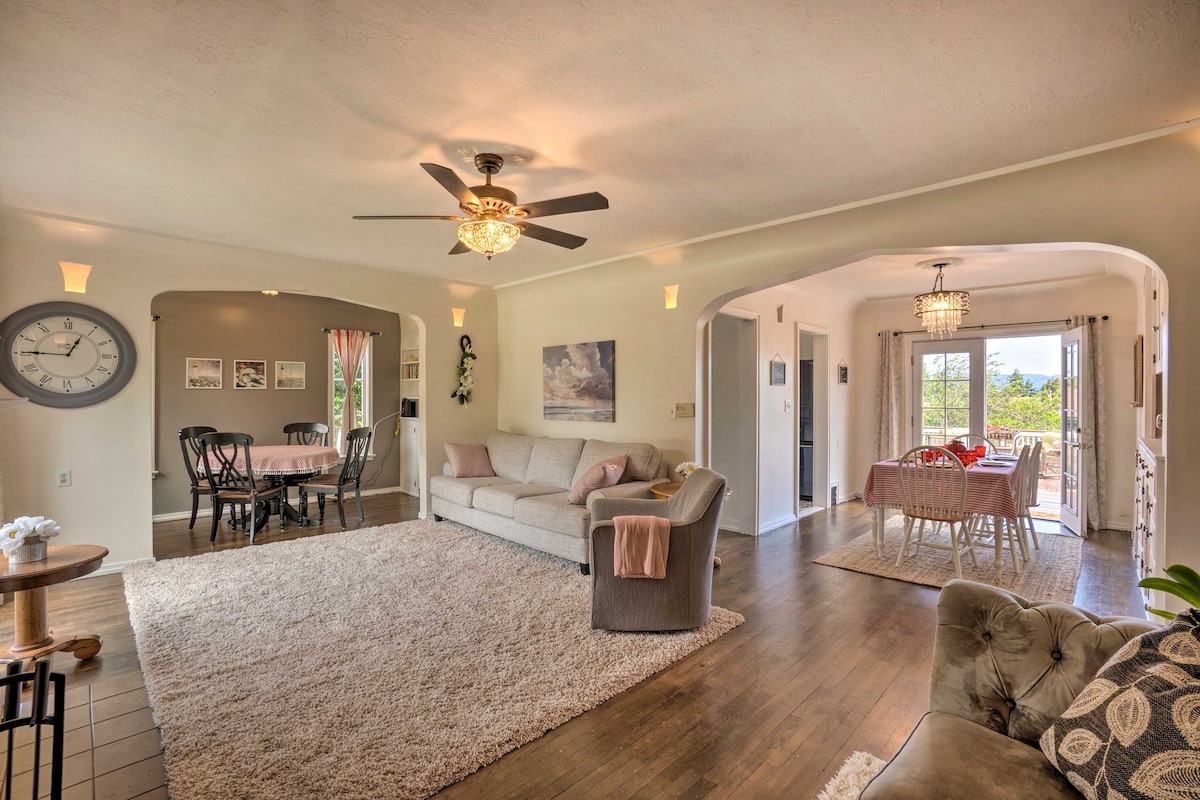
0, 544, 107, 670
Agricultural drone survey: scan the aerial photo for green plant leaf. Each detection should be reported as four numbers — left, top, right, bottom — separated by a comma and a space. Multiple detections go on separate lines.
1137, 577, 1200, 607
1165, 565, 1200, 597
1147, 607, 1177, 621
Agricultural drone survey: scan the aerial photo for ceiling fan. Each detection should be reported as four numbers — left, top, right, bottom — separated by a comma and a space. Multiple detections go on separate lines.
353, 153, 609, 259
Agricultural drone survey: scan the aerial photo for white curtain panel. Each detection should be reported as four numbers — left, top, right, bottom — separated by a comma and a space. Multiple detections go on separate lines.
331, 329, 370, 453
1072, 315, 1107, 532
874, 331, 903, 461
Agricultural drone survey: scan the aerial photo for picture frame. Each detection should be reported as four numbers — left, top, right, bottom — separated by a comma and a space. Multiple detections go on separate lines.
234, 360, 267, 389
543, 340, 615, 422
838, 362, 849, 385
770, 360, 787, 386
275, 360, 306, 390
1132, 335, 1144, 408
185, 357, 222, 389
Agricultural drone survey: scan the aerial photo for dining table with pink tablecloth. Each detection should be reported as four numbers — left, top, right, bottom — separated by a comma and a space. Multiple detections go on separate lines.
863, 458, 1019, 555
198, 444, 341, 477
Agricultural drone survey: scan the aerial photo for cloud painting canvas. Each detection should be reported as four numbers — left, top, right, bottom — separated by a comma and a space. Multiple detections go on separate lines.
543, 341, 615, 422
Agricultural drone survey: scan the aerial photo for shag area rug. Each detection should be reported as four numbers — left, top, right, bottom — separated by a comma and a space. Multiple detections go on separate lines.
123, 520, 743, 800
814, 516, 1082, 602
814, 752, 886, 800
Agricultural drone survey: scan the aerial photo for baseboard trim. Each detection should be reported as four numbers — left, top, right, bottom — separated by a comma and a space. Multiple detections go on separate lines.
759, 514, 798, 535
152, 485, 405, 523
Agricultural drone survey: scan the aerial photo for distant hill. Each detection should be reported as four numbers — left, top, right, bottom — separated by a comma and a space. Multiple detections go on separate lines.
991, 373, 1058, 391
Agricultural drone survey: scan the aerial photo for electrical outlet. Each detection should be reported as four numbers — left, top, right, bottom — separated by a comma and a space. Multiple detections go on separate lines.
56, 469, 72, 487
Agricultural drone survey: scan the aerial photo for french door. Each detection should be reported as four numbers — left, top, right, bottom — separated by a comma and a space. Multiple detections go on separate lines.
911, 339, 986, 449
1060, 326, 1088, 534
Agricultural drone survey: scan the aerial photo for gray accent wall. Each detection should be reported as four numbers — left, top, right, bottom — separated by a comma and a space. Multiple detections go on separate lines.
152, 291, 403, 516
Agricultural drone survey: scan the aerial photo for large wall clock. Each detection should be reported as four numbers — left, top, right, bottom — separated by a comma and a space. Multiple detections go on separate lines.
0, 301, 137, 408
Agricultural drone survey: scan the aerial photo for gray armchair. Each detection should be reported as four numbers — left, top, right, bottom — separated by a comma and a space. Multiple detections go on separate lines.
861, 580, 1156, 799
588, 468, 726, 631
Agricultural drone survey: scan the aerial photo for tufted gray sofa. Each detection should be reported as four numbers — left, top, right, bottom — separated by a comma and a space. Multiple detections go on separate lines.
860, 580, 1156, 799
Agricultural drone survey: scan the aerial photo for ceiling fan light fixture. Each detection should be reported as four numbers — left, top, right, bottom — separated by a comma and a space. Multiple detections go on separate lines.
456, 217, 521, 260
913, 261, 969, 338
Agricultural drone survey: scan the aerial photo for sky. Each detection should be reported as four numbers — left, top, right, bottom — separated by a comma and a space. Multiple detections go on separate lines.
986, 335, 1061, 376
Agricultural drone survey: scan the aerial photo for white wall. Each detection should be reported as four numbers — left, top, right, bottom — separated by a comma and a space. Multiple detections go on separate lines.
496, 127, 1200, 574
850, 272, 1140, 530
722, 280, 858, 532
0, 210, 498, 568
709, 313, 758, 533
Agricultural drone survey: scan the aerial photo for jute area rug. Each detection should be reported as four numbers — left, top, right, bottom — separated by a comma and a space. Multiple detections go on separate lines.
123, 520, 743, 800
813, 515, 1082, 602
814, 752, 886, 800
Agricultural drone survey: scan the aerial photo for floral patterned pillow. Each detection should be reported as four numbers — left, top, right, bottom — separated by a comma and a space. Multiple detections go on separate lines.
1039, 609, 1200, 800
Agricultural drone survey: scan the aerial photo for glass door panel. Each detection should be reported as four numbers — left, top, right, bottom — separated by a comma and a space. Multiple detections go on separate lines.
1060, 327, 1087, 534
912, 339, 985, 449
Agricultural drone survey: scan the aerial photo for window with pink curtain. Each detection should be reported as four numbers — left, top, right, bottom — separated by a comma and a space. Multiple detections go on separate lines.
330, 329, 371, 453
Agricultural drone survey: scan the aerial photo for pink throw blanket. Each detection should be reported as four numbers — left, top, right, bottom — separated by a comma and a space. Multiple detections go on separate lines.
613, 515, 671, 579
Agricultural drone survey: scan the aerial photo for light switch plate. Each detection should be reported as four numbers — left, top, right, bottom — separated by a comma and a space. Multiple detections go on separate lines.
674, 402, 695, 418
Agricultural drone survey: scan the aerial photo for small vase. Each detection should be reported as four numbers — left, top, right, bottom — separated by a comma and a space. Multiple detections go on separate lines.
7, 536, 47, 564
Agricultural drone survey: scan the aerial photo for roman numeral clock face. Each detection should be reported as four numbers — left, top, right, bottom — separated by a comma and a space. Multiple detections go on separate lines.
0, 302, 137, 408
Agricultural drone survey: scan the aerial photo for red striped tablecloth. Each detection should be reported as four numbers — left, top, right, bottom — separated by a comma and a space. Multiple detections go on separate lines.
199, 445, 340, 476
864, 459, 1019, 519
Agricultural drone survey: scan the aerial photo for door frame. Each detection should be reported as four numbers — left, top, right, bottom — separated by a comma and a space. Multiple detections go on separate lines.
795, 323, 829, 516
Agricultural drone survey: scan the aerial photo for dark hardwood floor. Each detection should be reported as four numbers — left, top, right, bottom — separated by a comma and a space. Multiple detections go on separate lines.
1, 495, 1142, 799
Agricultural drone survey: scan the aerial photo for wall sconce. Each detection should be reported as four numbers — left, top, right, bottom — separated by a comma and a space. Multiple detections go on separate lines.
452, 307, 466, 328
663, 285, 679, 310
261, 290, 279, 296
59, 262, 92, 294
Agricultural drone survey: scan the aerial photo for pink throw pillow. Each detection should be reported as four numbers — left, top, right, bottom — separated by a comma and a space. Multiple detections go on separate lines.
568, 456, 627, 505
444, 443, 495, 478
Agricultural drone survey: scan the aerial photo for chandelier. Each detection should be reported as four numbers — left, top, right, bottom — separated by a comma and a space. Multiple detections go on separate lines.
456, 213, 521, 260
913, 260, 970, 338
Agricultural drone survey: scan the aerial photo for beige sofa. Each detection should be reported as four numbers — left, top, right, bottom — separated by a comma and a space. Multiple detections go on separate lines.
861, 580, 1156, 799
429, 430, 669, 573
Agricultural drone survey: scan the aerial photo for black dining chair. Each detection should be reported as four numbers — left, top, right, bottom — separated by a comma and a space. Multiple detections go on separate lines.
298, 427, 372, 529
198, 432, 285, 544
284, 422, 330, 446
179, 426, 217, 530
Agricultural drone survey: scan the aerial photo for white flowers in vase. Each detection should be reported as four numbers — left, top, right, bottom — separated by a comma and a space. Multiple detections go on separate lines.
675, 461, 699, 479
1, 515, 61, 556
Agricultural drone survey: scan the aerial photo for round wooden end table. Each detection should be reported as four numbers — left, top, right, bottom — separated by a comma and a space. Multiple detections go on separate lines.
649, 481, 725, 568
0, 544, 108, 670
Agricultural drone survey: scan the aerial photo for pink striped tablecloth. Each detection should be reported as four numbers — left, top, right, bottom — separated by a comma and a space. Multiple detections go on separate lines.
199, 445, 340, 476
864, 459, 1019, 519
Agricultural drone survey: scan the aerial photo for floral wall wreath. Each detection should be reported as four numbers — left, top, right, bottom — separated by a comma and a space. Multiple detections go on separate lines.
451, 334, 476, 407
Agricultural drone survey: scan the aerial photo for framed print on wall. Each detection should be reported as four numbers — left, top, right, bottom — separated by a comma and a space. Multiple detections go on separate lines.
275, 360, 305, 390
543, 340, 615, 422
234, 360, 267, 389
770, 359, 787, 386
185, 358, 222, 389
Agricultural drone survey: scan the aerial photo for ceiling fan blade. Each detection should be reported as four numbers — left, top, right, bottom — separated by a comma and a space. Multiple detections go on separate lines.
421, 163, 480, 207
518, 223, 587, 249
352, 215, 465, 220
449, 241, 471, 255
512, 192, 609, 219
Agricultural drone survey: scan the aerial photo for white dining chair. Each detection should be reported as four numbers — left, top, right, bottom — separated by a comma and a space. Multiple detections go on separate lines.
895, 446, 976, 579
1016, 440, 1043, 553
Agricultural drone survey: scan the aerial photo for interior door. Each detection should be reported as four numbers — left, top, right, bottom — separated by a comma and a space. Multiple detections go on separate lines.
1060, 326, 1088, 534
911, 339, 986, 449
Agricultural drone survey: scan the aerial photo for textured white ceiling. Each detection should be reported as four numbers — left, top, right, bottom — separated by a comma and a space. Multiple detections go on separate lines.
2, 1, 1199, 287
